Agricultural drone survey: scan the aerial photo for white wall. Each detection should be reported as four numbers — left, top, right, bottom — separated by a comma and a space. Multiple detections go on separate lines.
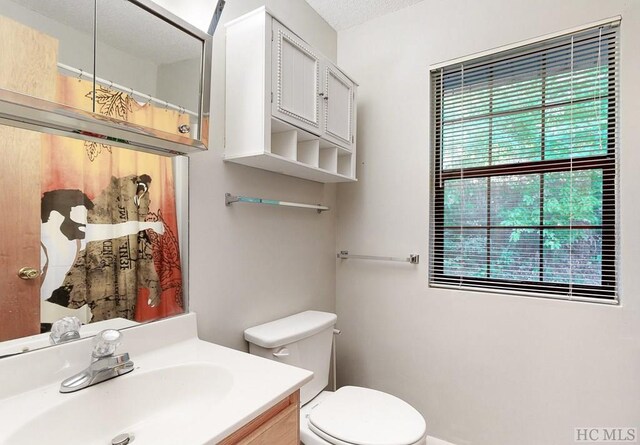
157, 58, 201, 114
335, 1, 640, 444
158, 0, 338, 351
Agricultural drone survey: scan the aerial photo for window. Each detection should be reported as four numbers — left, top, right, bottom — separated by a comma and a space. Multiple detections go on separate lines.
429, 20, 619, 303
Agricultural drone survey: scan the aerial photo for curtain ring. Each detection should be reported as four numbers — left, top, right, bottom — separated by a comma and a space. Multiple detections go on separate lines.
108, 80, 114, 90
129, 87, 135, 98
164, 101, 169, 111
179, 106, 185, 115
77, 69, 83, 82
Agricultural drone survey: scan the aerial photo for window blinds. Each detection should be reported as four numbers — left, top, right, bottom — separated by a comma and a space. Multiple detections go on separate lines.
429, 19, 619, 303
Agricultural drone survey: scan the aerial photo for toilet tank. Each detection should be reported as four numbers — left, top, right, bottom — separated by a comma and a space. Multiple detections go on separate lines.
244, 311, 337, 405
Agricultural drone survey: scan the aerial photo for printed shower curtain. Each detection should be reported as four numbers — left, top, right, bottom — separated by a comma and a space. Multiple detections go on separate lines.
40, 76, 185, 324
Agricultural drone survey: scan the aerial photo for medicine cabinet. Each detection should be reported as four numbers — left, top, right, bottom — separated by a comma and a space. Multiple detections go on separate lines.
0, 0, 223, 155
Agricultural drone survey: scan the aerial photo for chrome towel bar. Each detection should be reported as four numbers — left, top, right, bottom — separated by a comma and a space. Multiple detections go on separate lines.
225, 193, 329, 213
337, 251, 420, 264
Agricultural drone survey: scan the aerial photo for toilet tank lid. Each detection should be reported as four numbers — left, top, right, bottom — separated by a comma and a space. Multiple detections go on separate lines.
244, 311, 337, 348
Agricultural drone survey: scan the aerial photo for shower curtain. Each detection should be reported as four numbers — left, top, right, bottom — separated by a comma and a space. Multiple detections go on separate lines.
40, 76, 185, 324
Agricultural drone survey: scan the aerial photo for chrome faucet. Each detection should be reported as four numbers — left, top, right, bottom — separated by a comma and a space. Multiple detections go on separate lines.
60, 329, 134, 393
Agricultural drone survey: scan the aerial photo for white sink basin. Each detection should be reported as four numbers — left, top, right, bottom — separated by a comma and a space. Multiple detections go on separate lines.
6, 364, 234, 445
0, 313, 313, 445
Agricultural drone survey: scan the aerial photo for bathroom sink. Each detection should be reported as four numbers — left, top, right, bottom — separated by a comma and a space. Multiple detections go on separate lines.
0, 313, 313, 445
5, 364, 234, 445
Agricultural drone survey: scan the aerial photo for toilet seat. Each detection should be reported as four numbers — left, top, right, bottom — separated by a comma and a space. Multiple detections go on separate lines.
307, 386, 426, 445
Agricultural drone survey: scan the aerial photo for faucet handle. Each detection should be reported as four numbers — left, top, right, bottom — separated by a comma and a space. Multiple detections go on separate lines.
92, 329, 122, 359
50, 317, 82, 344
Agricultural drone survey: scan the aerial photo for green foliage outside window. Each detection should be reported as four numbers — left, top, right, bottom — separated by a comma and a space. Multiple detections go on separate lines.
441, 66, 608, 286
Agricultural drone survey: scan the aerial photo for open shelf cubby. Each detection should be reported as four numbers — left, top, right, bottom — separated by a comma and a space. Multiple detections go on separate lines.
271, 130, 297, 160
337, 153, 353, 177
267, 118, 354, 181
225, 115, 355, 183
319, 146, 337, 172
297, 140, 320, 167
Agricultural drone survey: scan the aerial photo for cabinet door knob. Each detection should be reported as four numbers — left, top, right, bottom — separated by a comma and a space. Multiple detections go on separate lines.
18, 267, 40, 280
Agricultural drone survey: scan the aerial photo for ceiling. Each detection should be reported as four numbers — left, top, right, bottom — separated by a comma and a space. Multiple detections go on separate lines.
305, 0, 424, 31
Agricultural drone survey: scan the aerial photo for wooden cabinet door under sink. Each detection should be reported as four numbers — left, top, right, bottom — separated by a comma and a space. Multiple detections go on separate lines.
218, 390, 300, 445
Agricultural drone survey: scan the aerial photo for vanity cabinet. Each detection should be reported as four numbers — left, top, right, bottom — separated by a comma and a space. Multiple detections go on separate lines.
219, 391, 299, 445
225, 7, 357, 183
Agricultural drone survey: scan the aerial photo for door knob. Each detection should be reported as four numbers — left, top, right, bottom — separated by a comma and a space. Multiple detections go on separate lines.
17, 267, 40, 280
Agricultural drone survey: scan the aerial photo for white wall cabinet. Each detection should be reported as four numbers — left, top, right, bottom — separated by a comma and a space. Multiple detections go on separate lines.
225, 7, 357, 183
271, 20, 322, 135
323, 64, 356, 148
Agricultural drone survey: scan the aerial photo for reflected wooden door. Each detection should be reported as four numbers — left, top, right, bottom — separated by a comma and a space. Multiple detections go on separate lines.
0, 15, 58, 341
0, 130, 42, 341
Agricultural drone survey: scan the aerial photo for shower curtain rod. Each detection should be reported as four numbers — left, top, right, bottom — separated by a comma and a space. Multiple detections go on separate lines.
57, 63, 199, 118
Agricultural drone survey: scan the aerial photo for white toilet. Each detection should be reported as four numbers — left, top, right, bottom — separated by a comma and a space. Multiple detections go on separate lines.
244, 311, 427, 445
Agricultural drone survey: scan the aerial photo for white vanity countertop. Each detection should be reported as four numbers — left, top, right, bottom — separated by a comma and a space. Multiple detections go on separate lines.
0, 313, 313, 445
0, 317, 139, 357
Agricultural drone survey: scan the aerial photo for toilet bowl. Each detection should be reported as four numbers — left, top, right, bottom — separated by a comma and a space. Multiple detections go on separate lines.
244, 311, 427, 445
301, 388, 426, 445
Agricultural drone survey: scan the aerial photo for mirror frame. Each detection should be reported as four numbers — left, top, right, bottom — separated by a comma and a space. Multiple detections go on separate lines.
0, 0, 222, 155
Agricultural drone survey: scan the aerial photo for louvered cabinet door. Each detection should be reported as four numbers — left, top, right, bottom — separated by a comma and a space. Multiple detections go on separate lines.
271, 19, 322, 136
322, 63, 356, 150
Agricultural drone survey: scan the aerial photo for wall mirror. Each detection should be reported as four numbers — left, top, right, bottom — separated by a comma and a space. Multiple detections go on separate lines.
0, 121, 189, 357
0, 0, 221, 155
0, 0, 225, 357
